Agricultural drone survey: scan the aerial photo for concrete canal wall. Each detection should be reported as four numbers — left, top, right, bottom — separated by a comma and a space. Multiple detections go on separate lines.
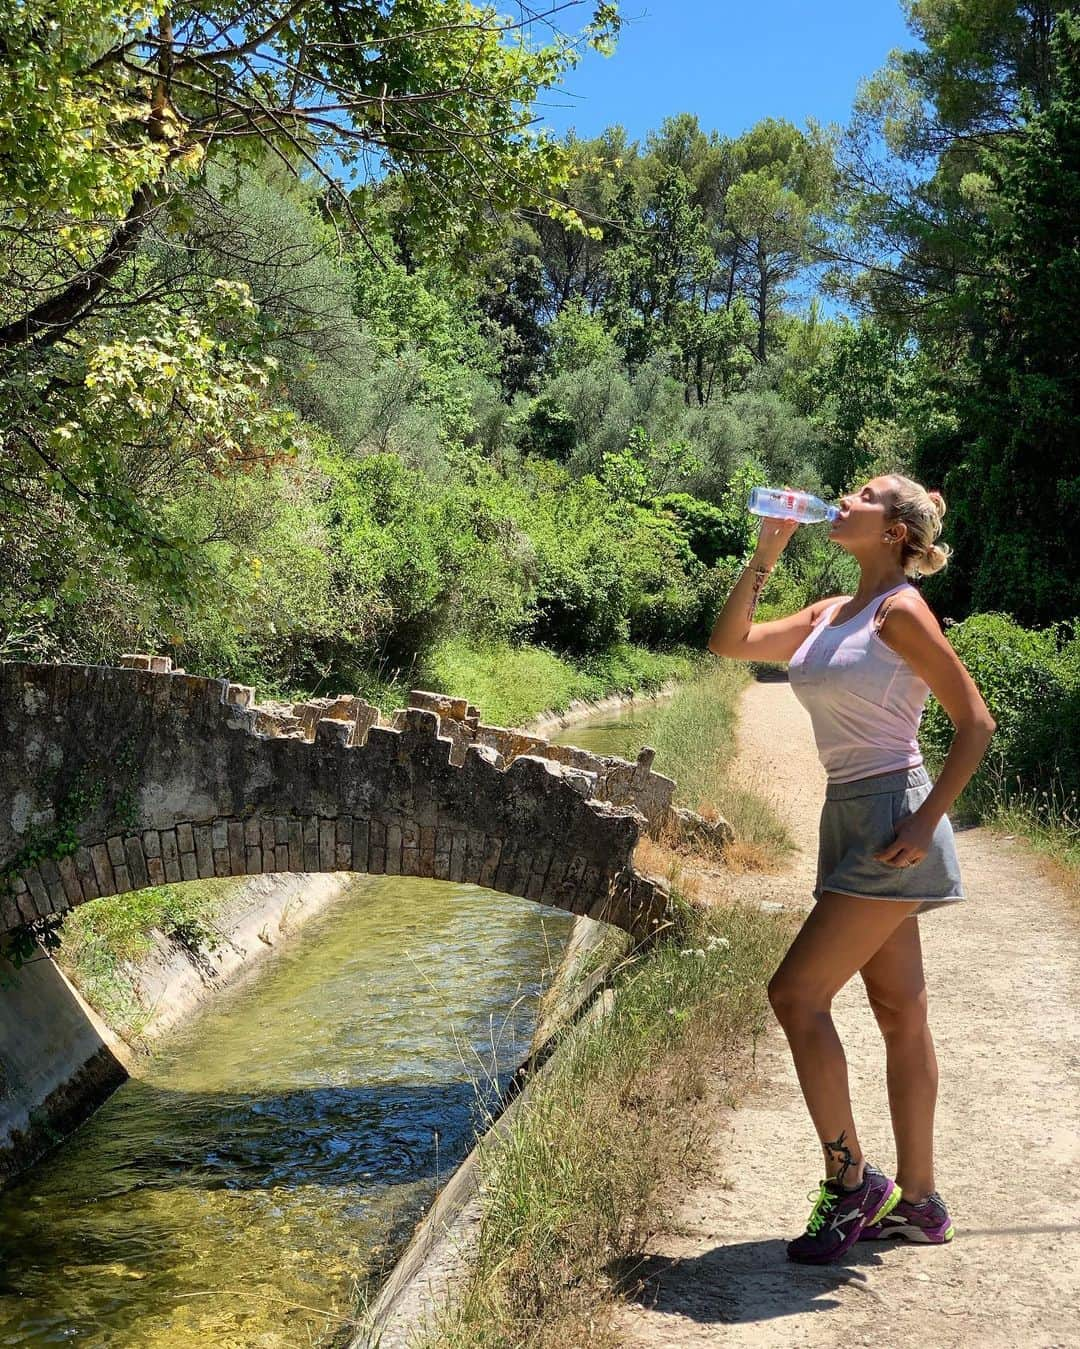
0, 870, 351, 1181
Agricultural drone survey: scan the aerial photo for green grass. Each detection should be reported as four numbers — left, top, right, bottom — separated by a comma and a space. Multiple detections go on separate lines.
57, 880, 233, 1039
989, 788, 1080, 878
418, 638, 705, 730
920, 736, 1080, 903
643, 661, 796, 863
935, 753, 1080, 907
287, 638, 708, 730
409, 897, 797, 1349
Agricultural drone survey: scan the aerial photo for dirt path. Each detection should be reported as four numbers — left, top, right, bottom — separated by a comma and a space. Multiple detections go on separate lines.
612, 675, 1079, 1349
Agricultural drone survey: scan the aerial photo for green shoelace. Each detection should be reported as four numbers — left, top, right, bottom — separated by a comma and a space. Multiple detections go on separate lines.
804, 1182, 840, 1235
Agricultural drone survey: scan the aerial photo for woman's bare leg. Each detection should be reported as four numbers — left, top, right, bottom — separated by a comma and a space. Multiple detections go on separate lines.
859, 916, 938, 1202
767, 892, 922, 1186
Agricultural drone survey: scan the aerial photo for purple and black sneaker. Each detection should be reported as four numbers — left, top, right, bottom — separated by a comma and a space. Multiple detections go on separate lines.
859, 1189, 955, 1243
786, 1162, 900, 1264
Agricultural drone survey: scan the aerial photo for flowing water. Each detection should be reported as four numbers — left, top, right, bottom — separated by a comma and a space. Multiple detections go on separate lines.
0, 879, 573, 1346
0, 696, 673, 1347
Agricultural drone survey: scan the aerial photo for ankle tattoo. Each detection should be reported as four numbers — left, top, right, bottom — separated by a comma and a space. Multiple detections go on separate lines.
824, 1130, 858, 1186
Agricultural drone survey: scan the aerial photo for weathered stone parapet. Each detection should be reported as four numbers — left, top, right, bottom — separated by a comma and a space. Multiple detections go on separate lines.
72, 666, 695, 841
401, 694, 732, 848
0, 660, 673, 943
401, 690, 686, 839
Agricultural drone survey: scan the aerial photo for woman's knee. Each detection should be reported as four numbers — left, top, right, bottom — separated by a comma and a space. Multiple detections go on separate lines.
767, 971, 831, 1025
866, 985, 929, 1040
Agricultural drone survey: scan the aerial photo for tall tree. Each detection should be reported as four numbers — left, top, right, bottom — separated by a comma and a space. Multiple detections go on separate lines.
726, 119, 835, 361
836, 0, 1071, 350
0, 1, 621, 349
916, 10, 1080, 624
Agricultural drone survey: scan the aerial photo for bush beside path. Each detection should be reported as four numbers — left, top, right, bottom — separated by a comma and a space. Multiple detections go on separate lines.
609, 674, 1079, 1349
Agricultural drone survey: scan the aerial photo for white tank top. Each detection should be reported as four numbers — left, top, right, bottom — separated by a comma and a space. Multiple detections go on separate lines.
787, 581, 930, 785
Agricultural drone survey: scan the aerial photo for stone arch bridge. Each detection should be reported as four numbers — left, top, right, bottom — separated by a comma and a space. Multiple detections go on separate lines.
0, 658, 732, 945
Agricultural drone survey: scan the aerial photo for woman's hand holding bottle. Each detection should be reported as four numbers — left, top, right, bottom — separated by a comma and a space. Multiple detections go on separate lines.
752, 486, 801, 569
709, 485, 802, 655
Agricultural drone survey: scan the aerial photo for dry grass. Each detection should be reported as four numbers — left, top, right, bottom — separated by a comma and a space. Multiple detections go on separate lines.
953, 760, 1080, 917
986, 818, 1080, 914
410, 897, 797, 1349
628, 661, 796, 881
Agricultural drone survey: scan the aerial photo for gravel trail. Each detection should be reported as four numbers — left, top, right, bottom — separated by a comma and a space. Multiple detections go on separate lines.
612, 674, 1079, 1349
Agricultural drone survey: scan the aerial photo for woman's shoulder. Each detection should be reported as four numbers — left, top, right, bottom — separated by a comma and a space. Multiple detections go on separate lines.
873, 585, 941, 644
879, 584, 934, 620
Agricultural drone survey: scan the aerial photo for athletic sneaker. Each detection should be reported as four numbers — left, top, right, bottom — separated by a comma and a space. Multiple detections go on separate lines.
859, 1189, 955, 1243
787, 1162, 900, 1264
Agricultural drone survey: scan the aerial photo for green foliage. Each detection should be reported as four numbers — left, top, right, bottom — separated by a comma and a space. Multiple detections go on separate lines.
700, 455, 769, 561
3, 0, 622, 326
653, 494, 737, 569
920, 612, 1080, 812
839, 5, 1079, 627
0, 919, 63, 971
725, 123, 832, 361
601, 427, 702, 505
547, 298, 618, 374
13, 1, 1074, 723
476, 240, 550, 395
529, 514, 633, 652
0, 1, 625, 660
915, 11, 1080, 624
519, 394, 579, 461
0, 0, 171, 233
1, 273, 297, 657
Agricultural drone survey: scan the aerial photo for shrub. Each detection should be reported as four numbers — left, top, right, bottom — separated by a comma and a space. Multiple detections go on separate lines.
920, 611, 1080, 807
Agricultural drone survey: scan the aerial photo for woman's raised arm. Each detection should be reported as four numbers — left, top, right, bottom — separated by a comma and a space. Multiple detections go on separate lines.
708, 511, 845, 664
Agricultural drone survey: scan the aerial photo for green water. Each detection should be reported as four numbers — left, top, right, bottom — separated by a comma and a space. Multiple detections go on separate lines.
0, 877, 574, 1347
548, 696, 670, 762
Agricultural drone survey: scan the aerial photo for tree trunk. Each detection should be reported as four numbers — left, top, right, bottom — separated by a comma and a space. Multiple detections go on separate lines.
0, 184, 162, 350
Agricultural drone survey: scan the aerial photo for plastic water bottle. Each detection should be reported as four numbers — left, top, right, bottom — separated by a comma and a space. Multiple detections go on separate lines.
748, 486, 840, 524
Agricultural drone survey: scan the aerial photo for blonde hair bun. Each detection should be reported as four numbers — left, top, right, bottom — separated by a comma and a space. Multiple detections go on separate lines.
918, 540, 952, 577
887, 474, 952, 577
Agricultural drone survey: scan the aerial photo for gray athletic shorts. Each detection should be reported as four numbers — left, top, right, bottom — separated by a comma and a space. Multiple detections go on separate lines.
814, 765, 965, 915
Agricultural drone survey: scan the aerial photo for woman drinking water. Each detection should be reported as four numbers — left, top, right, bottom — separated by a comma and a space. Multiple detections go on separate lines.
708, 474, 996, 1264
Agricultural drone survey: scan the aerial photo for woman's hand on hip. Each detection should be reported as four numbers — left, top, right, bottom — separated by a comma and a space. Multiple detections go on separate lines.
874, 811, 937, 869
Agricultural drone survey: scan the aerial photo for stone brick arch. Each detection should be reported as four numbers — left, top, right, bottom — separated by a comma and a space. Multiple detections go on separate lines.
0, 660, 684, 943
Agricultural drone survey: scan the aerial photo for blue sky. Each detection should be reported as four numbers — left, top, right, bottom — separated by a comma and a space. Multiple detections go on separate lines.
534, 1, 916, 144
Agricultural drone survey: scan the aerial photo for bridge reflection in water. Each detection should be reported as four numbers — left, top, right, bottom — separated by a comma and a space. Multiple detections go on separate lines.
0, 876, 574, 1347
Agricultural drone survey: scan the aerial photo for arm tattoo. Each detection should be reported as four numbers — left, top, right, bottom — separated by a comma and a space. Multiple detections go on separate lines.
824, 1130, 857, 1186
745, 568, 769, 623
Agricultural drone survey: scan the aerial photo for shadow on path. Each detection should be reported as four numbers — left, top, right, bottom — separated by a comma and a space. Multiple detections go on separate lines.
610, 1238, 898, 1327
